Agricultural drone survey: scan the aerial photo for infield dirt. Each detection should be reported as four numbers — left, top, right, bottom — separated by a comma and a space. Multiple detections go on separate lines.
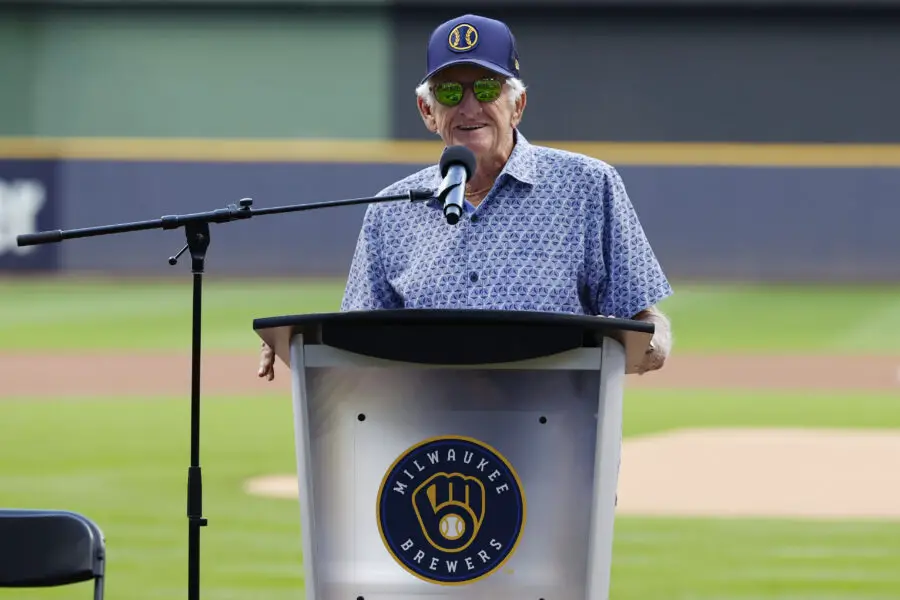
1, 352, 897, 397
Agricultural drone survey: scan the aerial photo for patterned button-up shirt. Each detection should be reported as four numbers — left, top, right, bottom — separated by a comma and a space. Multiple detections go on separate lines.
340, 131, 673, 318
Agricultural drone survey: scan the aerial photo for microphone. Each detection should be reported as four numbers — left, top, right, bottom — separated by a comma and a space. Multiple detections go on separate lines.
436, 145, 477, 225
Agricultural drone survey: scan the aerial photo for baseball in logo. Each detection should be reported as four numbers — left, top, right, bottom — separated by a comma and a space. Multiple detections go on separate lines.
377, 436, 526, 585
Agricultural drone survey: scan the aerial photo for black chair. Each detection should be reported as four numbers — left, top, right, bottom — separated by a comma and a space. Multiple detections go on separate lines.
0, 509, 105, 599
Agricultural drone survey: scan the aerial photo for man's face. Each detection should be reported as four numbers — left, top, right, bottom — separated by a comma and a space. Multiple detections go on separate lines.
418, 65, 525, 160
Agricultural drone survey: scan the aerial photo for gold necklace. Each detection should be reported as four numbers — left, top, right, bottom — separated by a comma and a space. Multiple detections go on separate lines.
465, 185, 492, 197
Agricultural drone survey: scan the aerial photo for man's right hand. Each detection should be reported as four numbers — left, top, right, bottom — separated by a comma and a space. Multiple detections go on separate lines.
258, 342, 276, 381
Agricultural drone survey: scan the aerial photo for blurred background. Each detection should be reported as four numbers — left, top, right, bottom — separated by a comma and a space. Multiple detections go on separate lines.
1, 1, 899, 599
2, 0, 899, 279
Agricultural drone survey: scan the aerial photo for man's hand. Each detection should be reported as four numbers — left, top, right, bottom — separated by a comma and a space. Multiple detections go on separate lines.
258, 342, 276, 381
631, 306, 672, 375
635, 339, 667, 374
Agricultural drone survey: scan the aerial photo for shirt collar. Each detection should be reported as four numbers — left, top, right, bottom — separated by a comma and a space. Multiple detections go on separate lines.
500, 129, 536, 186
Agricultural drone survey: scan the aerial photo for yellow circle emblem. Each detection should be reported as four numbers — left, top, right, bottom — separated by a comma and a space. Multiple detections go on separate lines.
448, 24, 478, 52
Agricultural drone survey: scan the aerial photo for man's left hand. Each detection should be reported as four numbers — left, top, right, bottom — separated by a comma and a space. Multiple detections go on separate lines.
630, 307, 672, 375
635, 339, 667, 374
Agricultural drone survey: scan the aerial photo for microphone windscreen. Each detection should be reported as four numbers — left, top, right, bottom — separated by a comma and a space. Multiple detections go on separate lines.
439, 145, 477, 179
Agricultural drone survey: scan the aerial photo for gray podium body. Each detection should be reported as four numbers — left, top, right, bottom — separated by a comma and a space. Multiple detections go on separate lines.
253, 309, 653, 600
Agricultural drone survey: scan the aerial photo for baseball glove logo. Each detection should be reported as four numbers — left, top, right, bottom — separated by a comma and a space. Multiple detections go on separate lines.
413, 472, 485, 553
377, 436, 526, 585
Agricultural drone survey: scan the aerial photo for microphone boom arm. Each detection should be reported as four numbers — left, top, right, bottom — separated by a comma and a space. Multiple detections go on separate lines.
16, 188, 435, 247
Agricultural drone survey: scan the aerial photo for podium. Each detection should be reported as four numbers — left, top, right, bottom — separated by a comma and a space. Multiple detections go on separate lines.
253, 309, 654, 600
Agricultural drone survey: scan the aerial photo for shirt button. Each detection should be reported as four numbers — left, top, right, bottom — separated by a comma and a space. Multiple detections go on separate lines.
470, 214, 479, 223
469, 272, 479, 283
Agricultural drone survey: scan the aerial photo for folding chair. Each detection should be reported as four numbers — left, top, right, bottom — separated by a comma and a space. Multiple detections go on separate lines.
0, 509, 106, 599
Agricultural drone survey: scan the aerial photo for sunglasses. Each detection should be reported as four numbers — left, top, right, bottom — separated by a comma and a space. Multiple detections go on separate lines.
432, 78, 504, 107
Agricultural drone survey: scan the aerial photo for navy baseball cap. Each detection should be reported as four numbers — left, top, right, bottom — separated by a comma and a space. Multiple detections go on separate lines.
421, 14, 521, 84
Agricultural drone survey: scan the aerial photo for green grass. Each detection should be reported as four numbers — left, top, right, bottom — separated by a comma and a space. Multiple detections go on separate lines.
623, 389, 900, 437
656, 282, 900, 353
0, 277, 345, 351
612, 518, 900, 600
0, 396, 304, 600
2, 278, 900, 352
1, 390, 899, 599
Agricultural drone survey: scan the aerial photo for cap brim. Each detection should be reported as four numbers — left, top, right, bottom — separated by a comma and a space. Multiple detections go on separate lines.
420, 59, 516, 84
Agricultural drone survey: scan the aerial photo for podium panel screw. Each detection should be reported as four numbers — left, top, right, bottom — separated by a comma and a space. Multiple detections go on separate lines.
357, 414, 366, 422
539, 416, 547, 424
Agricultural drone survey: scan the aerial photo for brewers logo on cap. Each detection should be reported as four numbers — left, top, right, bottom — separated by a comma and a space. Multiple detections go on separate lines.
448, 23, 478, 52
377, 435, 526, 585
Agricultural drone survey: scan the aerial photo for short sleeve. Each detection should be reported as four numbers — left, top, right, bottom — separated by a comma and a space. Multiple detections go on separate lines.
340, 204, 402, 311
586, 166, 673, 318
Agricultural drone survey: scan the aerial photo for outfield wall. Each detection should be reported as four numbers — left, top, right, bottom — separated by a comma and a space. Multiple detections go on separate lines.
2, 151, 899, 282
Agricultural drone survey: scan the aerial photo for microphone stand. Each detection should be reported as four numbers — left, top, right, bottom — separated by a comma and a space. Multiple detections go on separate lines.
16, 188, 434, 600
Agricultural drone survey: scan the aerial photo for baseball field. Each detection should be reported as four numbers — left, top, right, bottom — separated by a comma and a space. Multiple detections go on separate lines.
1, 276, 899, 599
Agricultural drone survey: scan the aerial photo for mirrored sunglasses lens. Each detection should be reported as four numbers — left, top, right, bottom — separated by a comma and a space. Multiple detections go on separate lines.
434, 83, 463, 105
473, 80, 502, 102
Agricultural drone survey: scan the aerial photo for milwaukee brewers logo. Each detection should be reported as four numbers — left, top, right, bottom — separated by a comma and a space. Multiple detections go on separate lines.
448, 23, 478, 52
377, 435, 526, 585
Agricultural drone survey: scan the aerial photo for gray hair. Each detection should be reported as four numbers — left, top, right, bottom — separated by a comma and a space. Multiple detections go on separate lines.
415, 76, 527, 108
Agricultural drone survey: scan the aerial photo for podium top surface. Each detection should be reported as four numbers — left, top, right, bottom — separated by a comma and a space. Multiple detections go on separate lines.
253, 309, 654, 373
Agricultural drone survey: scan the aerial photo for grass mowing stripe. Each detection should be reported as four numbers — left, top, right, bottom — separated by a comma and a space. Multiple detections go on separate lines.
0, 279, 346, 350
834, 297, 900, 352
3, 279, 900, 351
658, 283, 900, 353
623, 389, 900, 438
0, 395, 304, 600
611, 517, 900, 600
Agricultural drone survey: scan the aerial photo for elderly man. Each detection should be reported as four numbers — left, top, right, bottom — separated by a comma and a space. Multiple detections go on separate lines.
259, 13, 673, 380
